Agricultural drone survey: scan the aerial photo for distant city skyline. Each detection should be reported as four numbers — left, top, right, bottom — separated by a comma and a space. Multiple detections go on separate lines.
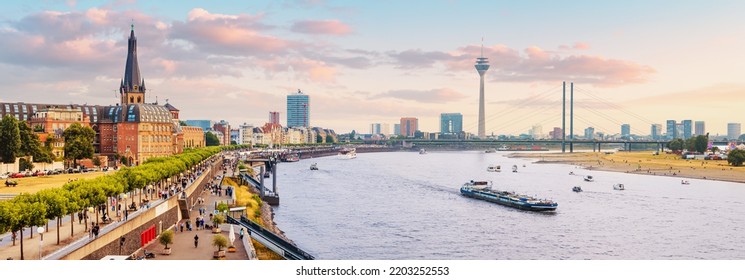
0, 1, 743, 135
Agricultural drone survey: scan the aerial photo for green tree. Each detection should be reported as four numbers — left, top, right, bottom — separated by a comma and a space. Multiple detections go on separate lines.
205, 132, 220, 146
19, 158, 33, 172
684, 137, 696, 152
666, 138, 684, 152
212, 234, 228, 252
316, 135, 323, 143
739, 134, 745, 141
37, 189, 69, 245
179, 120, 188, 126
0, 115, 20, 163
18, 121, 52, 163
158, 229, 174, 249
693, 135, 708, 153
63, 123, 95, 168
326, 135, 334, 143
92, 157, 102, 168
727, 149, 745, 166
712, 146, 720, 153
349, 130, 356, 140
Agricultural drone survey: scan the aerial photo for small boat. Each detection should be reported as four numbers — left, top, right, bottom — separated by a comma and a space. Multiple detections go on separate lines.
487, 165, 501, 172
512, 165, 518, 172
460, 180, 558, 211
338, 148, 357, 159
497, 145, 509, 151
572, 186, 583, 192
310, 163, 318, 170
584, 175, 594, 182
681, 180, 690, 185
522, 164, 526, 167
283, 153, 300, 162
419, 149, 427, 154
613, 183, 625, 190
569, 171, 575, 175
263, 171, 271, 178
485, 148, 497, 153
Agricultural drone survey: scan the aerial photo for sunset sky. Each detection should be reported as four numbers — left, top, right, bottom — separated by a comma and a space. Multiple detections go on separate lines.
0, 0, 743, 136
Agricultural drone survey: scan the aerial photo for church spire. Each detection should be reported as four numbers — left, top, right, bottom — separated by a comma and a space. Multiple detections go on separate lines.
120, 24, 145, 105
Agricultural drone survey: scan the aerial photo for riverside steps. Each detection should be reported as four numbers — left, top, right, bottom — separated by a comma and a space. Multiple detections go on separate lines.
226, 215, 313, 260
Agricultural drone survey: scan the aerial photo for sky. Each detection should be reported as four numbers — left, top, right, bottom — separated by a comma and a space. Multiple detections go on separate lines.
0, 0, 744, 136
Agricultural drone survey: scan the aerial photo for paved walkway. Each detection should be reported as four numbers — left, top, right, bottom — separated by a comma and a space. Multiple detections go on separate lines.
141, 173, 253, 260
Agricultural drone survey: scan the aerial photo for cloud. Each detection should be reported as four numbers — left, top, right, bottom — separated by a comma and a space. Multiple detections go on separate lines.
374, 88, 467, 103
291, 19, 352, 35
559, 42, 591, 50
389, 43, 654, 87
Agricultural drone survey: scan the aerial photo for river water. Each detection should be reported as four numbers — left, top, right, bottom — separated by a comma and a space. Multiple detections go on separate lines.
272, 151, 745, 260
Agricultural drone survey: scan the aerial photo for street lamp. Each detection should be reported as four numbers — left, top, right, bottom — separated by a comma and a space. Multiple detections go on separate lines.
37, 226, 45, 260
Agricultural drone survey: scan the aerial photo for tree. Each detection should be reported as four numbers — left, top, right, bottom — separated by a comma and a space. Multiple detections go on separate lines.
349, 130, 356, 140
19, 158, 33, 172
0, 114, 20, 163
18, 121, 51, 163
693, 135, 708, 153
666, 138, 684, 152
63, 123, 95, 168
316, 135, 323, 143
739, 134, 745, 141
179, 120, 188, 126
326, 135, 335, 143
205, 132, 220, 146
212, 234, 228, 252
728, 149, 745, 167
92, 157, 102, 169
684, 137, 696, 152
158, 230, 174, 250
712, 146, 720, 153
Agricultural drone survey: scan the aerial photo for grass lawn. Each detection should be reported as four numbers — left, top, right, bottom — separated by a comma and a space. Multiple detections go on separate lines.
1, 171, 109, 195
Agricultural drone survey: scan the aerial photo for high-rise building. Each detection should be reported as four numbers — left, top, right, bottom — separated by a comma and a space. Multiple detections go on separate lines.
475, 43, 489, 138
400, 117, 418, 137
530, 124, 543, 139
287, 89, 310, 128
269, 112, 280, 125
621, 124, 631, 138
369, 123, 381, 135
440, 113, 463, 136
393, 124, 400, 136
682, 120, 692, 139
185, 120, 213, 132
584, 127, 595, 140
666, 120, 677, 139
650, 124, 662, 140
695, 121, 705, 136
728, 123, 742, 140
550, 127, 563, 140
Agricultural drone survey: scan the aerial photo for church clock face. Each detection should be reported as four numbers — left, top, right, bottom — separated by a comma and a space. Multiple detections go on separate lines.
134, 85, 138, 90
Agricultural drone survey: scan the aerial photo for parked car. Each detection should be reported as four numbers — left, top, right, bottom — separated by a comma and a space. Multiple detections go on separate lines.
0, 173, 9, 179
10, 173, 25, 178
52, 168, 64, 175
33, 170, 47, 176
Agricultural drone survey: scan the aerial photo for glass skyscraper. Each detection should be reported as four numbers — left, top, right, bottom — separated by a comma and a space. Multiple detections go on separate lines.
287, 90, 310, 128
682, 120, 692, 139
440, 113, 463, 135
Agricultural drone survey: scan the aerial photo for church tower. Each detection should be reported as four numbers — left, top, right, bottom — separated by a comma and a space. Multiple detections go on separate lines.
120, 24, 146, 105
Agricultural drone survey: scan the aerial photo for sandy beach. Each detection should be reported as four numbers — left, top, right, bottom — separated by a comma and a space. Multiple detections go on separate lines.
510, 151, 745, 184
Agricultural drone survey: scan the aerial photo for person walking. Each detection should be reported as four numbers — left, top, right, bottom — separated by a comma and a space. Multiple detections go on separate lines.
194, 234, 199, 248
239, 228, 244, 240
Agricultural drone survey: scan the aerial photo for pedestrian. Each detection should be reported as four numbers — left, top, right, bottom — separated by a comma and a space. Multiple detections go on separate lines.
194, 234, 199, 248
78, 212, 83, 224
239, 228, 244, 240
124, 209, 129, 221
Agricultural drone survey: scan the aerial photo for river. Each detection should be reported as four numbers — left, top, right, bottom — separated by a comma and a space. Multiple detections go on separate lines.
272, 151, 745, 259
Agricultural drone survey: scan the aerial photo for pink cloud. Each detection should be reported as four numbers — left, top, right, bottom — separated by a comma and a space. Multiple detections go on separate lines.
291, 19, 352, 35
374, 88, 467, 103
559, 42, 591, 51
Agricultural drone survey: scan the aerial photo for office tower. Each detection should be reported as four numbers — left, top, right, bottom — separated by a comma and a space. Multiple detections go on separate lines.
694, 121, 705, 136
666, 120, 677, 139
475, 43, 489, 138
621, 124, 630, 138
531, 124, 543, 139
287, 89, 310, 128
584, 127, 595, 140
440, 113, 463, 135
393, 124, 400, 136
269, 112, 280, 125
728, 123, 742, 139
369, 123, 381, 135
400, 117, 418, 137
550, 127, 563, 140
682, 120, 692, 139
650, 124, 661, 140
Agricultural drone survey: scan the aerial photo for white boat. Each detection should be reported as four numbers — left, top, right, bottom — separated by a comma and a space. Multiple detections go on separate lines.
584, 175, 594, 182
497, 145, 509, 151
310, 163, 318, 170
485, 148, 497, 153
613, 183, 625, 190
681, 180, 690, 185
487, 165, 501, 172
572, 186, 583, 192
338, 148, 357, 159
512, 165, 518, 172
419, 149, 427, 154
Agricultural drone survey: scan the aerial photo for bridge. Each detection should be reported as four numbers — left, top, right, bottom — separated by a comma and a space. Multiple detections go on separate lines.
226, 215, 314, 260
238, 170, 280, 205
388, 139, 744, 152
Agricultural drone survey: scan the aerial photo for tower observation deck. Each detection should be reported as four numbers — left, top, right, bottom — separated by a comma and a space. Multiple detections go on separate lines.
475, 46, 490, 138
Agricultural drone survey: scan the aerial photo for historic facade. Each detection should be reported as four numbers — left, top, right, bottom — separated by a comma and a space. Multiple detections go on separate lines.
0, 26, 202, 166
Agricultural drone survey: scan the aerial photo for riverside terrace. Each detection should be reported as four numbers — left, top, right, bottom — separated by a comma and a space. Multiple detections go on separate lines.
0, 153, 227, 260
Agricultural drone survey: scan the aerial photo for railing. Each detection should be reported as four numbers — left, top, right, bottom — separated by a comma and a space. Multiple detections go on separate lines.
226, 215, 314, 260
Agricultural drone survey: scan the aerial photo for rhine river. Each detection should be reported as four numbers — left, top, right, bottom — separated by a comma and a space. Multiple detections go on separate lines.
271, 151, 745, 259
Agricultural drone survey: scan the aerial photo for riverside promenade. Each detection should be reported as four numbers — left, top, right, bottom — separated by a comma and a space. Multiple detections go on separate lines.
1, 154, 256, 260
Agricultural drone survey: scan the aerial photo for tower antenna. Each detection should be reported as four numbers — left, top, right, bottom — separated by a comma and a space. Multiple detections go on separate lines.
481, 37, 484, 57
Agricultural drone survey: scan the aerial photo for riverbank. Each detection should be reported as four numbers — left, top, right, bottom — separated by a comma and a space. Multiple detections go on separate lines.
509, 152, 745, 184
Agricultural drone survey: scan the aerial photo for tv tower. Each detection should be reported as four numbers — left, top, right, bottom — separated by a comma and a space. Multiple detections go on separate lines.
475, 39, 490, 138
